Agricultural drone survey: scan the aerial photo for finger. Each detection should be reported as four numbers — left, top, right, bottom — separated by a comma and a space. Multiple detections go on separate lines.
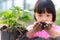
33, 22, 40, 27
46, 21, 53, 24
33, 22, 42, 31
45, 23, 52, 30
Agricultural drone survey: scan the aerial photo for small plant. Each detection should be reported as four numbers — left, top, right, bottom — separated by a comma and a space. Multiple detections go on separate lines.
0, 6, 32, 30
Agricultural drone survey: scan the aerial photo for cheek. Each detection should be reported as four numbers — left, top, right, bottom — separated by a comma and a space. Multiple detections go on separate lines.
35, 15, 41, 22
48, 18, 52, 21
35, 16, 42, 22
48, 16, 52, 21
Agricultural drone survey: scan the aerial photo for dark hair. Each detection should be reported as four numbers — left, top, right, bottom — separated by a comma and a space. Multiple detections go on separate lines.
34, 0, 56, 22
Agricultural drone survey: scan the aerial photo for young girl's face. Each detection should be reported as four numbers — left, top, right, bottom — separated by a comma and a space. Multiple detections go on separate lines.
35, 10, 52, 22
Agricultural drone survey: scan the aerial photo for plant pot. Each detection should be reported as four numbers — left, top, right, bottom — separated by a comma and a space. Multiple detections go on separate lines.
1, 28, 20, 40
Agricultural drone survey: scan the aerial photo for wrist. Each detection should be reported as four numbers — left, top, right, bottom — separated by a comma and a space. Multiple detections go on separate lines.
26, 30, 36, 38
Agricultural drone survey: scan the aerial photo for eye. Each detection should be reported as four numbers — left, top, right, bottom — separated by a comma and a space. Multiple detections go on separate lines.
47, 15, 50, 17
39, 14, 42, 17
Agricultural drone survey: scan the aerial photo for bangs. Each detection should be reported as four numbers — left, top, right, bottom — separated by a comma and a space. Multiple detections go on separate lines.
34, 0, 55, 14
36, 7, 53, 14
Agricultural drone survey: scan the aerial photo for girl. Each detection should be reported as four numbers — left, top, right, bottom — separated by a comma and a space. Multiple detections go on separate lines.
26, 0, 60, 39
19, 0, 60, 40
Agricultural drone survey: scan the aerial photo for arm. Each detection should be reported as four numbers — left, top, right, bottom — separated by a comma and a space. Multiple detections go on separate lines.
45, 29, 60, 38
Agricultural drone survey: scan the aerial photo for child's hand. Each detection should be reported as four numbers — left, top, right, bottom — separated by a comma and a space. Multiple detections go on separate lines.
44, 22, 53, 31
33, 21, 53, 32
32, 22, 43, 32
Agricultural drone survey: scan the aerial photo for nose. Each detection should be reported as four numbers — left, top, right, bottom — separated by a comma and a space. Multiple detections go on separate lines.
42, 17, 47, 21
